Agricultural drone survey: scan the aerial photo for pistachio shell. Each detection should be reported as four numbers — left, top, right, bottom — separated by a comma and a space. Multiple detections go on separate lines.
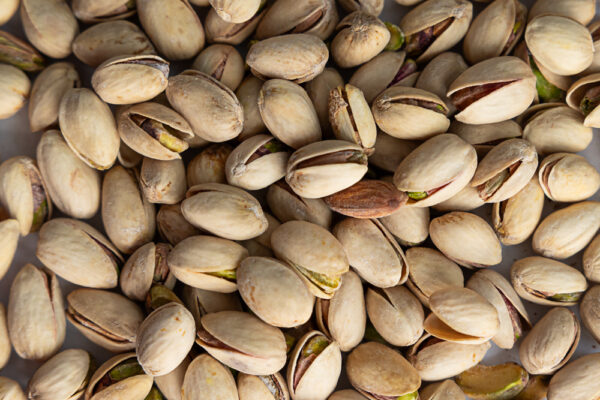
529, 0, 595, 25
0, 220, 19, 281
237, 372, 290, 400
585, 20, 600, 75
205, 7, 266, 45
27, 349, 91, 400
328, 390, 367, 400
236, 76, 268, 140
266, 181, 332, 229
455, 363, 529, 400
209, 0, 260, 23
584, 235, 600, 282
85, 353, 154, 400
0, 64, 30, 120
120, 242, 175, 301
329, 84, 376, 150
538, 153, 600, 202
433, 184, 485, 212
331, 11, 389, 68
379, 201, 429, 245
181, 285, 242, 329
420, 380, 465, 400
451, 119, 523, 157
192, 44, 244, 91
416, 52, 468, 115
118, 141, 143, 168
182, 354, 238, 400
0, 304, 9, 370
580, 285, 600, 343
154, 357, 189, 400
0, 377, 26, 400
0, 0, 18, 25
140, 158, 186, 204
566, 73, 600, 128
156, 203, 200, 246
338, 0, 383, 16
72, 0, 135, 22
187, 144, 231, 186
547, 353, 600, 400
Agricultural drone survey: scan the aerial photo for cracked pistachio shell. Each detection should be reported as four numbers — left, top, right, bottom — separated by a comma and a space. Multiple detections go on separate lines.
226, 135, 290, 190
585, 21, 600, 75
182, 285, 242, 329
156, 203, 200, 245
205, 6, 266, 45
425, 287, 500, 344
329, 84, 376, 150
36, 218, 122, 288
85, 353, 154, 400
581, 285, 600, 344
333, 218, 408, 288
450, 119, 523, 156
331, 11, 390, 68
369, 133, 417, 173
584, 235, 600, 282
182, 354, 238, 400
329, 390, 367, 400
120, 242, 176, 302
236, 76, 267, 141
102, 165, 156, 254
287, 331, 341, 400
248, 34, 328, 83
192, 44, 244, 91
405, 247, 464, 308
58, 88, 120, 170
0, 305, 9, 370
8, 264, 64, 361
256, 0, 338, 40
433, 184, 485, 212
430, 211, 502, 268
306, 68, 344, 135
467, 269, 530, 350
448, 56, 536, 124
140, 158, 187, 204
511, 256, 588, 306
373, 85, 450, 141
209, 0, 260, 23
471, 138, 538, 203
400, 0, 472, 63
566, 73, 600, 128
28, 62, 80, 132
529, 0, 595, 25
168, 235, 247, 293
259, 79, 322, 149
366, 286, 424, 347
181, 183, 268, 240
316, 270, 366, 352
28, 349, 92, 400
548, 353, 600, 400
187, 144, 232, 186
0, 0, 18, 25
167, 70, 243, 142
408, 334, 491, 381
37, 130, 100, 219
520, 308, 580, 375
267, 181, 332, 229
339, 0, 383, 15
533, 201, 600, 259
138, 0, 204, 60
137, 302, 196, 376
72, 0, 135, 22
0, 377, 25, 400
493, 178, 544, 246
20, 0, 78, 59
154, 357, 189, 400
393, 134, 477, 208
198, 311, 287, 375
416, 52, 468, 115
525, 15, 593, 76
67, 289, 144, 352
347, 342, 420, 400
420, 380, 465, 400
463, 0, 527, 64
0, 156, 51, 235
238, 372, 290, 400
539, 153, 600, 202
92, 55, 169, 105
73, 21, 156, 67
0, 64, 29, 120
238, 257, 314, 328
286, 140, 368, 199
271, 221, 349, 299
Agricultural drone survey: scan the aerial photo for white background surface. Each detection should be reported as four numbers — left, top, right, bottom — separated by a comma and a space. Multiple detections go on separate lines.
0, 0, 599, 397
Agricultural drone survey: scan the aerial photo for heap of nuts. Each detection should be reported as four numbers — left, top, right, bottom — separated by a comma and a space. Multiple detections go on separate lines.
1, 0, 600, 399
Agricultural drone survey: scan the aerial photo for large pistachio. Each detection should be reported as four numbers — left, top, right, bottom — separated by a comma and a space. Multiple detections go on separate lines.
236, 76, 267, 141
58, 88, 120, 170
271, 220, 349, 299
197, 311, 287, 375
331, 11, 389, 68
471, 139, 538, 203
324, 180, 407, 219
192, 44, 244, 91
430, 211, 502, 268
420, 380, 465, 400
334, 218, 408, 288
400, 0, 472, 63
120, 242, 176, 301
511, 256, 588, 306
580, 285, 600, 343
72, 0, 136, 22
405, 247, 464, 308
28, 63, 79, 132
140, 158, 186, 204
287, 331, 342, 400
267, 181, 332, 229
539, 153, 600, 202
566, 73, 600, 128
182, 285, 242, 329
529, 0, 595, 26
0, 304, 8, 370
182, 354, 238, 400
347, 342, 420, 400
547, 353, 600, 400
187, 144, 232, 186
432, 185, 485, 212
37, 218, 122, 288
237, 372, 290, 400
329, 84, 376, 151
27, 349, 92, 400
205, 6, 266, 45
85, 353, 154, 400
448, 56, 536, 124
493, 178, 544, 246
138, 0, 204, 60
525, 15, 593, 76
455, 363, 529, 400
0, 377, 26, 400
102, 165, 155, 254
584, 235, 600, 282
328, 390, 367, 400
20, 0, 78, 59
167, 70, 243, 142
451, 119, 523, 157
315, 270, 365, 352
0, 64, 30, 120
533, 201, 600, 259
156, 203, 200, 246
182, 183, 268, 240
247, 34, 328, 83
92, 55, 169, 105
520, 307, 579, 375
73, 21, 156, 67
0, 0, 18, 25
393, 134, 477, 208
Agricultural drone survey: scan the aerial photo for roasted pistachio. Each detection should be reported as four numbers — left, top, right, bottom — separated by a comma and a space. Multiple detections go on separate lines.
236, 76, 268, 140
324, 180, 407, 219
0, 377, 25, 400
156, 203, 200, 246
580, 285, 600, 344
120, 242, 176, 301
566, 73, 600, 128
547, 353, 600, 400
432, 185, 485, 212
450, 119, 523, 156
529, 0, 595, 26
538, 153, 600, 202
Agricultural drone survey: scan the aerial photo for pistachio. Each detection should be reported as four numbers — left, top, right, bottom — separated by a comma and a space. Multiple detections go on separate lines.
0, 377, 26, 400
182, 354, 238, 400
118, 141, 143, 168
85, 353, 155, 400
538, 153, 600, 202
0, 64, 30, 120
205, 6, 266, 45
514, 376, 549, 400
181, 285, 242, 329
566, 73, 600, 128
120, 242, 176, 301
156, 203, 200, 246
547, 353, 600, 400
236, 76, 268, 141
154, 357, 189, 400
328, 390, 367, 400
455, 363, 529, 400
0, 0, 18, 25
0, 304, 9, 370
584, 235, 600, 283
237, 372, 290, 400
0, 30, 44, 71
529, 0, 595, 26
140, 158, 187, 204
209, 0, 260, 23
188, 144, 232, 186
378, 195, 429, 245
324, 180, 407, 219
420, 380, 465, 400
339, 0, 383, 16
192, 44, 244, 91
585, 20, 600, 75
329, 84, 377, 151
580, 285, 600, 344
451, 119, 523, 157
72, 0, 136, 22
266, 181, 332, 229
433, 185, 485, 212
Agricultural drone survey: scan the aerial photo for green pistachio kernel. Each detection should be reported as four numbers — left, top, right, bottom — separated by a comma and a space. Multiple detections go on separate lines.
301, 335, 329, 358
384, 22, 405, 51
109, 360, 144, 381
407, 192, 428, 200
550, 292, 583, 302
529, 56, 565, 103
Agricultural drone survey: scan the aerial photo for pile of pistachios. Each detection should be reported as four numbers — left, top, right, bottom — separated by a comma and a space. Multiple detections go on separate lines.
1, 0, 600, 399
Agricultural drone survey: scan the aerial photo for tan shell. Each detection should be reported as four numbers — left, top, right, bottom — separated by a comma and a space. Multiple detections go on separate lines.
237, 372, 290, 400
209, 0, 260, 23
432, 185, 485, 212
187, 144, 232, 186
338, 0, 383, 15
329, 84, 376, 150
0, 0, 18, 24
85, 353, 154, 400
118, 141, 143, 168
369, 134, 417, 173
585, 20, 600, 75
182, 285, 242, 329
254, 213, 280, 249
539, 153, 600, 202
182, 354, 238, 400
192, 44, 244, 91
420, 380, 465, 400
205, 6, 266, 45
566, 73, 600, 128
156, 203, 200, 246
236, 76, 267, 141
547, 353, 600, 400
331, 11, 389, 68
155, 357, 189, 400
580, 285, 600, 345
0, 304, 8, 370
27, 349, 91, 400
71, 0, 135, 22
328, 390, 367, 400
0, 377, 26, 400
36, 218, 122, 288
584, 235, 600, 283
0, 64, 30, 120
266, 181, 332, 229
529, 0, 595, 25
140, 158, 186, 204
379, 200, 429, 246
451, 119, 523, 157
120, 242, 175, 301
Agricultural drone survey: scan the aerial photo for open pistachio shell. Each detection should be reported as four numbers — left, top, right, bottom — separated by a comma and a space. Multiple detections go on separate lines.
27, 349, 92, 400
420, 380, 465, 400
182, 354, 238, 400
0, 377, 26, 400
433, 184, 485, 212
0, 304, 8, 370
566, 73, 600, 128
85, 353, 154, 400
580, 285, 600, 344
238, 372, 290, 400
529, 0, 595, 26
584, 235, 600, 283
379, 198, 429, 246
267, 181, 332, 229
197, 311, 287, 375
455, 363, 529, 400
120, 242, 175, 301
451, 120, 523, 157
331, 11, 389, 68
511, 256, 588, 306
347, 342, 420, 400
307, 68, 344, 135
539, 153, 600, 202
547, 353, 600, 400
520, 307, 580, 375
329, 84, 376, 151
192, 44, 244, 91
209, 0, 260, 24
256, 0, 338, 40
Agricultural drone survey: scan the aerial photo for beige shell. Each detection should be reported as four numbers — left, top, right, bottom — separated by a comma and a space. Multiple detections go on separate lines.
0, 304, 9, 370
529, 0, 595, 25
584, 235, 600, 283
420, 380, 465, 400
118, 141, 143, 168
182, 354, 238, 400
237, 372, 290, 400
154, 357, 189, 400
331, 11, 389, 68
539, 153, 600, 202
192, 44, 244, 91
520, 307, 580, 375
209, 0, 260, 23
71, 0, 135, 22
338, 0, 383, 15
266, 181, 332, 229
328, 390, 367, 400
585, 20, 600, 75
451, 119, 523, 155
305, 69, 343, 136
566, 73, 600, 128
432, 185, 485, 212
187, 144, 232, 186
27, 349, 91, 400
0, 377, 26, 400
525, 15, 593, 76
329, 84, 376, 150
140, 158, 186, 204
0, 64, 30, 120
580, 285, 600, 344
204, 6, 266, 45
379, 201, 429, 246
120, 242, 175, 301
182, 285, 242, 329
85, 352, 154, 400
36, 218, 122, 288
0, 0, 18, 25
533, 201, 600, 259
547, 353, 600, 400
156, 204, 199, 246
236, 76, 268, 141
